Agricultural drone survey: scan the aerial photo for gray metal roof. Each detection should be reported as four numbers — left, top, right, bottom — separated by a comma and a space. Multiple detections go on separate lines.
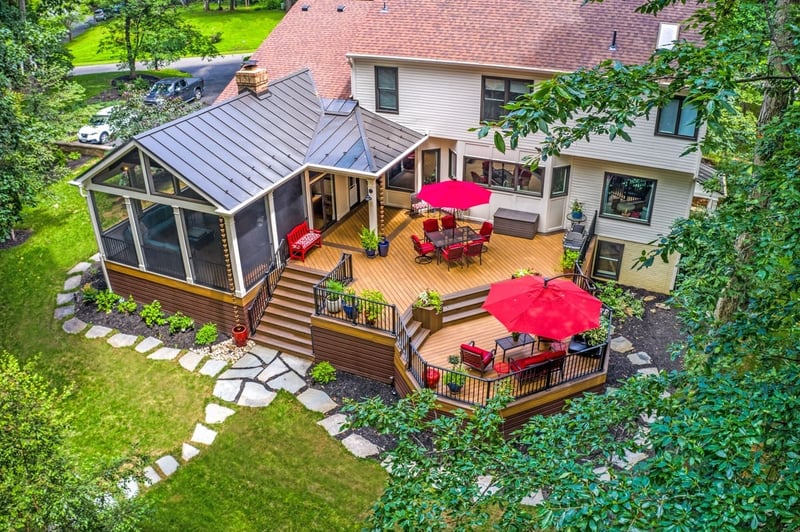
124, 69, 423, 212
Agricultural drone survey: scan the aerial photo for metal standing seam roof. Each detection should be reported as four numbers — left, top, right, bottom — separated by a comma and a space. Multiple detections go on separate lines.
124, 69, 424, 213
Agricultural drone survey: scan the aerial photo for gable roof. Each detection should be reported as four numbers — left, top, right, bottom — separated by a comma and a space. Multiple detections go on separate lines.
219, 0, 700, 101
75, 69, 425, 213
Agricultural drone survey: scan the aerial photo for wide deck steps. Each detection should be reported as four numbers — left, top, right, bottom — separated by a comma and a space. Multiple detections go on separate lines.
442, 287, 490, 327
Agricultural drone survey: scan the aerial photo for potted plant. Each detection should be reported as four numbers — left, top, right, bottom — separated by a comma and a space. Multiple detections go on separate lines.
378, 235, 390, 257
324, 278, 344, 313
342, 288, 359, 319
359, 288, 387, 326
573, 314, 610, 358
511, 331, 521, 343
571, 199, 583, 218
412, 289, 443, 332
512, 268, 541, 279
443, 354, 467, 393
560, 249, 580, 273
232, 323, 248, 347
360, 226, 379, 258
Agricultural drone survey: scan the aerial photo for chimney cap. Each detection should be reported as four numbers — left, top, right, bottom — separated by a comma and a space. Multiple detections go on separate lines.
241, 59, 259, 69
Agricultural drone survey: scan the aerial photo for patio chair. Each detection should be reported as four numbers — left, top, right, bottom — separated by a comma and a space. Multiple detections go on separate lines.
441, 214, 456, 231
464, 239, 484, 267
478, 221, 493, 250
422, 218, 439, 241
460, 340, 496, 375
410, 234, 435, 264
441, 243, 464, 270
409, 193, 427, 218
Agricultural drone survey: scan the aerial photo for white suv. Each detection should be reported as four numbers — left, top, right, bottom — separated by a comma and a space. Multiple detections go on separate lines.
77, 106, 115, 144
93, 9, 106, 21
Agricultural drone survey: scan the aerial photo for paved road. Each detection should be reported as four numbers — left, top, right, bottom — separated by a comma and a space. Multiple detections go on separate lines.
71, 54, 248, 105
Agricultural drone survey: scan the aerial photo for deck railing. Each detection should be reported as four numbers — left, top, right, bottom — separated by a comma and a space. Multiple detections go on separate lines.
312, 253, 355, 313
191, 257, 228, 291
245, 239, 288, 334
101, 235, 138, 267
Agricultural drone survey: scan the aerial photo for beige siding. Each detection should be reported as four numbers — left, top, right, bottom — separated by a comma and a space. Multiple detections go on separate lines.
590, 236, 678, 293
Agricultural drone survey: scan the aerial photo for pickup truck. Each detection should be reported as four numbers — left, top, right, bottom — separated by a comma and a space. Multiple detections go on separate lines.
143, 77, 204, 105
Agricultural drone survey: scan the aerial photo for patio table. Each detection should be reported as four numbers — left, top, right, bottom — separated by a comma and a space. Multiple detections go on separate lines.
495, 333, 537, 361
425, 226, 479, 262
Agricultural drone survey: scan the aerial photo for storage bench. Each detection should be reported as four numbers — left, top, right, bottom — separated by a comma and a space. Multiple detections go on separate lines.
493, 208, 539, 239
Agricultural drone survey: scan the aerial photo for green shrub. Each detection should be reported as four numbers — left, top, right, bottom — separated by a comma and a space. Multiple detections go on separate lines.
167, 312, 195, 335
595, 281, 644, 324
310, 361, 336, 384
95, 289, 120, 314
81, 283, 99, 304
140, 300, 166, 327
195, 323, 218, 346
116, 295, 137, 314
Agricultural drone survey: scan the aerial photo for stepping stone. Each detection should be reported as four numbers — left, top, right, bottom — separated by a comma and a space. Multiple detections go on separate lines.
258, 358, 289, 381
318, 413, 348, 436
267, 372, 306, 394
249, 345, 278, 365
643, 295, 656, 302
143, 466, 161, 486
155, 455, 179, 477
56, 292, 75, 305
68, 262, 92, 274
205, 403, 235, 424
90, 252, 101, 262
593, 466, 611, 482
341, 434, 380, 458
232, 353, 266, 369
62, 317, 87, 334
199, 359, 227, 377
612, 449, 648, 470
182, 443, 200, 461
63, 275, 82, 291
218, 366, 263, 380
191, 423, 217, 445
521, 490, 544, 506
119, 477, 139, 499
85, 325, 112, 339
281, 353, 312, 376
136, 337, 163, 353
609, 336, 634, 353
107, 333, 138, 348
637, 367, 659, 377
626, 351, 652, 365
476, 475, 499, 497
213, 379, 241, 402
147, 347, 181, 360
655, 302, 670, 310
238, 382, 276, 407
297, 388, 338, 413
54, 305, 75, 320
179, 351, 205, 372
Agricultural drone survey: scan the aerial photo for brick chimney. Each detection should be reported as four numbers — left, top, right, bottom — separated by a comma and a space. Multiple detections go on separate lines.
235, 60, 269, 96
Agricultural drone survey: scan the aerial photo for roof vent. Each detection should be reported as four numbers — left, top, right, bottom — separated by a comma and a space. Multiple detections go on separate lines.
235, 60, 269, 96
380, 2, 388, 13
608, 31, 617, 51
301, 4, 310, 11
337, 5, 345, 12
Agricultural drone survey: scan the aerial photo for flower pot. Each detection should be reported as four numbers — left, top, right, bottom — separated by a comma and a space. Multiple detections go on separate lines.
232, 325, 248, 347
365, 248, 377, 258
343, 303, 358, 319
378, 237, 390, 257
411, 305, 443, 333
326, 297, 342, 313
447, 382, 462, 393
425, 368, 441, 388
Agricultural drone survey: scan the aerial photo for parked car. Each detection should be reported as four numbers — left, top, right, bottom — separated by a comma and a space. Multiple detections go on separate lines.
143, 77, 204, 105
77, 106, 115, 144
93, 8, 106, 21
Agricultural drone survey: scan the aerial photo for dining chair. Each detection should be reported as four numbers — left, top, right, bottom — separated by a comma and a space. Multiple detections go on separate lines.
464, 239, 484, 267
478, 221, 493, 250
441, 214, 456, 231
422, 218, 439, 240
441, 243, 464, 270
410, 234, 435, 264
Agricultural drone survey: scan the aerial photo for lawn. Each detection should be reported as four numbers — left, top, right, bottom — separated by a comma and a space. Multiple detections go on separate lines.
0, 167, 385, 526
68, 5, 283, 65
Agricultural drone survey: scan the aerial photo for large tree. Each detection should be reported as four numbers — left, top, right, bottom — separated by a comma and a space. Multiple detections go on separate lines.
98, 0, 219, 79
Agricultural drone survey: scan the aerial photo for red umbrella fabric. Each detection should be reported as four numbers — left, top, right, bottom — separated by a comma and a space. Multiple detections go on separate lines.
416, 180, 492, 210
482, 275, 602, 340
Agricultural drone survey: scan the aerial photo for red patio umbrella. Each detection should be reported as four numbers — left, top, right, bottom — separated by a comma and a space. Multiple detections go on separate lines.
416, 180, 492, 211
482, 275, 602, 340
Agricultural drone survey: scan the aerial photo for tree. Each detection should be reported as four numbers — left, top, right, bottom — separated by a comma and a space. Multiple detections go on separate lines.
108, 86, 204, 141
98, 0, 219, 79
0, 351, 147, 530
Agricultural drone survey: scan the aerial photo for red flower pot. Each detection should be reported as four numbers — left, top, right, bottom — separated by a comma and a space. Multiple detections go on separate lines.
425, 368, 441, 388
232, 325, 248, 347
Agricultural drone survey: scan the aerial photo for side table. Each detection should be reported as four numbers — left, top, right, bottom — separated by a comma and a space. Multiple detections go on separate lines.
495, 333, 536, 361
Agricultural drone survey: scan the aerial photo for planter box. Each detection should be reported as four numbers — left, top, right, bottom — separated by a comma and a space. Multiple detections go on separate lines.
412, 305, 443, 333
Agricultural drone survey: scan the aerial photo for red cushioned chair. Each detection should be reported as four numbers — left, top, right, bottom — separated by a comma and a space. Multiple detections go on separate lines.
441, 243, 464, 270
478, 221, 493, 250
422, 218, 439, 241
460, 341, 496, 375
410, 234, 435, 264
464, 239, 484, 267
441, 214, 457, 231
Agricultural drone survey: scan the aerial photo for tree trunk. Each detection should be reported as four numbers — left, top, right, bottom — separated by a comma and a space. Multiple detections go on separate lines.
203, 0, 210, 10
125, 17, 137, 79
229, 0, 235, 10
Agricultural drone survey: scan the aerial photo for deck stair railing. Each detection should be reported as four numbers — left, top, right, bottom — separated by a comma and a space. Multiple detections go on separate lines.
245, 238, 288, 334
312, 253, 354, 314
577, 210, 597, 266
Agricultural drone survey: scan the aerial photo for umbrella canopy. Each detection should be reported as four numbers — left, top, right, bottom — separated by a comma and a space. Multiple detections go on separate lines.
482, 275, 602, 340
416, 180, 492, 210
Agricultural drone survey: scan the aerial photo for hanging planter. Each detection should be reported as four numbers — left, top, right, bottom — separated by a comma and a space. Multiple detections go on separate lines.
232, 324, 248, 347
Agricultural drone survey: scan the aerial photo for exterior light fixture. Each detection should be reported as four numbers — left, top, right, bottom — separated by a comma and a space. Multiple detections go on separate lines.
365, 188, 374, 201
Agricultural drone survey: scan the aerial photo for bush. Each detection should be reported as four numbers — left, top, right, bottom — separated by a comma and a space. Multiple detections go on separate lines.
116, 295, 137, 314
167, 312, 194, 335
81, 283, 99, 305
195, 323, 218, 346
140, 300, 166, 327
209, 31, 223, 44
95, 289, 120, 314
310, 361, 336, 384
595, 281, 644, 324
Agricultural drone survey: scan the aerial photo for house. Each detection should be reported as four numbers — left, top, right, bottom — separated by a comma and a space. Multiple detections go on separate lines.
219, 0, 703, 293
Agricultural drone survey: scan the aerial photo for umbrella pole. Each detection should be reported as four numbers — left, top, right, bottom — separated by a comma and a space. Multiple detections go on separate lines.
545, 272, 597, 292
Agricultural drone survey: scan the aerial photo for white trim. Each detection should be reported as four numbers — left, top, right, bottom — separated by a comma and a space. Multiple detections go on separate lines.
347, 53, 568, 77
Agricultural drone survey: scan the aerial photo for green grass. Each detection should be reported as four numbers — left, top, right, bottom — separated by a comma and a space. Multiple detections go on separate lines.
68, 5, 283, 65
70, 69, 188, 100
142, 394, 386, 531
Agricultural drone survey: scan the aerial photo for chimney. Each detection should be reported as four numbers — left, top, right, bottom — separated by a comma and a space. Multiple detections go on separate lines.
235, 60, 269, 96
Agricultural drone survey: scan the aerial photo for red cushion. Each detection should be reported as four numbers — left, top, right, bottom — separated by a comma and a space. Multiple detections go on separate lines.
481, 351, 493, 365
510, 350, 565, 371
461, 344, 487, 357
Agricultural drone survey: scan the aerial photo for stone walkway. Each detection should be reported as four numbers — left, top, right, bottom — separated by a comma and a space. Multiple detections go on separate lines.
54, 257, 663, 503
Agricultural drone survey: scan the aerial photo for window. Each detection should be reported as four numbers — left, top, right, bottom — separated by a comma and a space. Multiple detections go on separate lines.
463, 156, 543, 196
656, 23, 679, 49
375, 66, 398, 113
481, 77, 532, 121
656, 97, 698, 138
592, 241, 624, 281
448, 149, 457, 178
600, 173, 656, 223
422, 149, 440, 184
550, 166, 570, 197
386, 154, 415, 191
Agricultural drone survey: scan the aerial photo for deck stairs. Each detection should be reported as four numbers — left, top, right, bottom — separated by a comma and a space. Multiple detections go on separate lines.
252, 263, 325, 360
442, 286, 490, 327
